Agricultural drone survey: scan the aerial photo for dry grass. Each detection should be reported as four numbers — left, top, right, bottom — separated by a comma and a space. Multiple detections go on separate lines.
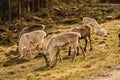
0, 20, 120, 80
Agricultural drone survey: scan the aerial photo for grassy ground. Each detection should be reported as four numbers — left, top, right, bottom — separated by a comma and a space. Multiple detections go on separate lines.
0, 20, 120, 80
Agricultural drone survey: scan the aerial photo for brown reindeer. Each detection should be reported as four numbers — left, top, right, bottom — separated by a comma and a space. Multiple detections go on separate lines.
68, 24, 92, 56
19, 24, 45, 39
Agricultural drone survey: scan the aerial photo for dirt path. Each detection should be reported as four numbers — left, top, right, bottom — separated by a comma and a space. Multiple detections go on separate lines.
84, 20, 120, 80
85, 65, 120, 80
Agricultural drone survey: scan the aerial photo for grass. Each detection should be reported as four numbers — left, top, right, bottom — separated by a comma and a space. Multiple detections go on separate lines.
0, 20, 120, 80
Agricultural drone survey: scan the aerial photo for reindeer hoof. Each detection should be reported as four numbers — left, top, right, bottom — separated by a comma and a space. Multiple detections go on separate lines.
90, 48, 92, 51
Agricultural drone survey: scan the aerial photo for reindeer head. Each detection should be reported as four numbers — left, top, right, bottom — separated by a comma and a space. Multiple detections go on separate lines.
96, 28, 107, 36
43, 53, 50, 67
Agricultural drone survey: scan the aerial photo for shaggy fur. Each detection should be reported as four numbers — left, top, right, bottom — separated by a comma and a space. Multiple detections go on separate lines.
18, 24, 45, 41
69, 24, 92, 56
44, 32, 85, 66
18, 30, 46, 58
83, 17, 107, 36
17, 24, 45, 51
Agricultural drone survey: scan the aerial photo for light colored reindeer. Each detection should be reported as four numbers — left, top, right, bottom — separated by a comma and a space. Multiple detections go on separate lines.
17, 24, 45, 51
83, 17, 107, 36
44, 32, 85, 66
18, 30, 46, 58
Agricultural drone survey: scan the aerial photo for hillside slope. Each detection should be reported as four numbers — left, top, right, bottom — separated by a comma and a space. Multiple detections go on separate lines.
0, 20, 120, 80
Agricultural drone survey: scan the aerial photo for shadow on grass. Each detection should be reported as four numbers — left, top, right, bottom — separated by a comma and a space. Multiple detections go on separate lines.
5, 50, 19, 57
3, 57, 29, 67
2, 50, 30, 66
34, 61, 57, 72
3, 50, 46, 67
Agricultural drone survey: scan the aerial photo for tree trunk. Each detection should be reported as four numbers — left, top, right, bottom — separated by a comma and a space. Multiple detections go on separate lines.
0, 1, 2, 20
27, 0, 30, 12
37, 0, 40, 10
8, 0, 11, 21
48, 0, 50, 7
18, 0, 21, 19
2, 0, 7, 21
32, 0, 34, 13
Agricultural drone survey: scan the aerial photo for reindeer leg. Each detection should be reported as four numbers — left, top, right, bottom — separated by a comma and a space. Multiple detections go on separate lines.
55, 48, 60, 64
77, 38, 80, 56
72, 47, 77, 61
76, 46, 80, 56
18, 47, 24, 59
29, 46, 33, 58
38, 42, 42, 54
57, 48, 63, 63
84, 38, 88, 52
68, 46, 71, 56
118, 37, 120, 47
79, 44, 86, 58
88, 34, 92, 51
19, 53, 24, 59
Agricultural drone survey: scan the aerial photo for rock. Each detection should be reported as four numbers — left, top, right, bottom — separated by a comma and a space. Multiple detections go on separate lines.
99, 41, 106, 44
106, 15, 114, 20
98, 41, 107, 47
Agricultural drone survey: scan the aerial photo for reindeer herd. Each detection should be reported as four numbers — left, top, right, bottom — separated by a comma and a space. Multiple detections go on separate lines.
17, 17, 107, 67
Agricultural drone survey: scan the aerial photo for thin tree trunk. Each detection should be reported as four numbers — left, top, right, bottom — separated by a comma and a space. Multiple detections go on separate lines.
27, 0, 30, 12
2, 0, 7, 21
0, 1, 2, 20
18, 0, 21, 19
37, 0, 40, 10
32, 0, 34, 13
8, 0, 11, 21
43, 0, 46, 8
48, 0, 50, 7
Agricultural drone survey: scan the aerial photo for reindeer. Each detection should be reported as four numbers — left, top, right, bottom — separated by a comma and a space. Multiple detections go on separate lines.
17, 24, 45, 51
44, 32, 85, 67
18, 30, 46, 58
83, 17, 107, 36
68, 24, 92, 56
68, 21, 107, 56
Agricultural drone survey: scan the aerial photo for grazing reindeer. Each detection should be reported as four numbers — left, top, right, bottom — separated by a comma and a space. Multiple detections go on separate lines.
68, 17, 108, 56
68, 24, 92, 57
83, 17, 107, 36
18, 24, 45, 41
44, 32, 85, 67
17, 24, 45, 51
18, 30, 46, 58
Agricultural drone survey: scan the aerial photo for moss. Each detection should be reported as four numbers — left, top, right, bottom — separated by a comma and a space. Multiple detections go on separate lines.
62, 18, 80, 25
35, 11, 48, 18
